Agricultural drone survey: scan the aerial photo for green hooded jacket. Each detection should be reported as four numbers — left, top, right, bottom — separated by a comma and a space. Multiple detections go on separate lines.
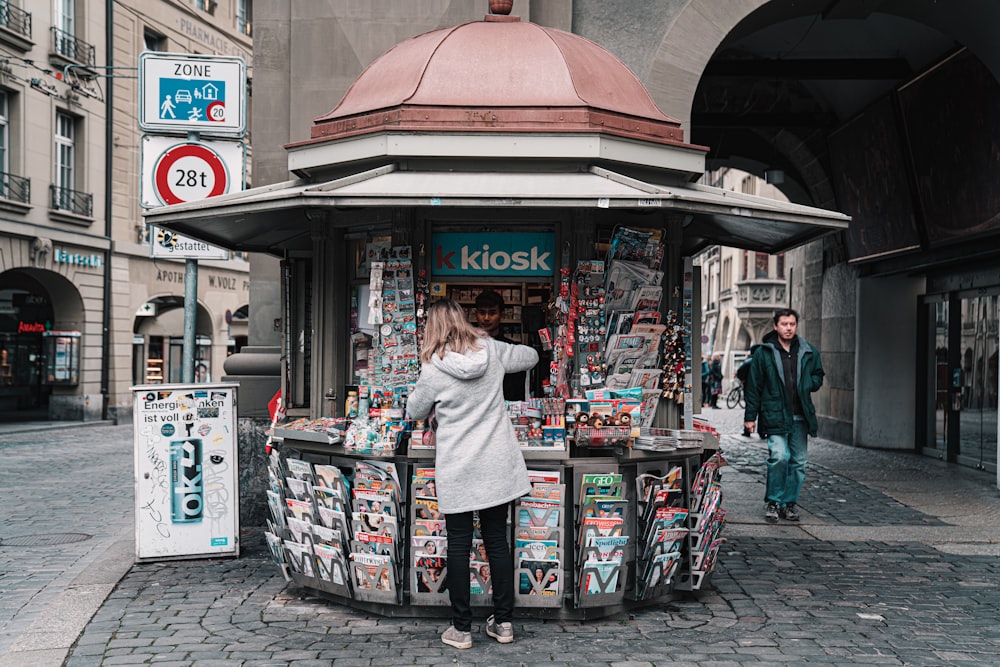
743, 331, 825, 436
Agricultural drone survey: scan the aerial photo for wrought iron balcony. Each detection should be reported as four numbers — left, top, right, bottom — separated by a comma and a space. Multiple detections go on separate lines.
50, 26, 95, 67
0, 171, 29, 204
50, 184, 92, 217
0, 1, 31, 39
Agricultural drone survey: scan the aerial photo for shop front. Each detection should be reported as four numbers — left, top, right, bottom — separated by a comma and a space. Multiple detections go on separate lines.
146, 7, 847, 616
0, 261, 90, 420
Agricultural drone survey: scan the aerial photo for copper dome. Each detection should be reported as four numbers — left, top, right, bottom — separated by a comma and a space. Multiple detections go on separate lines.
309, 12, 692, 147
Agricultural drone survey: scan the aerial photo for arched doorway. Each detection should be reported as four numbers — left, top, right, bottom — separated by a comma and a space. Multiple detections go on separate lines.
0, 268, 85, 418
133, 296, 214, 384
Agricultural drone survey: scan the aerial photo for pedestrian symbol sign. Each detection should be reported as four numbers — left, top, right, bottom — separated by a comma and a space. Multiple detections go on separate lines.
158, 79, 226, 122
139, 52, 246, 137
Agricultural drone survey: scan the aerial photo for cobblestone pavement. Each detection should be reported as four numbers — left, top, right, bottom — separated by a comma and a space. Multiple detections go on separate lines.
5, 410, 1000, 666
0, 424, 134, 665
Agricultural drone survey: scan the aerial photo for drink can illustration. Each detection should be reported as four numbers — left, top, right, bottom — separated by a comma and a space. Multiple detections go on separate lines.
170, 438, 204, 523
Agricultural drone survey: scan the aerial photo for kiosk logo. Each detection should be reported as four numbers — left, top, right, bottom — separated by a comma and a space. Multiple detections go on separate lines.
432, 232, 553, 277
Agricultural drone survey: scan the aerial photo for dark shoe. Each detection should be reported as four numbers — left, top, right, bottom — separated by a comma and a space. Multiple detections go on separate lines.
742, 429, 752, 437
764, 502, 779, 523
442, 626, 472, 649
486, 614, 514, 643
779, 503, 801, 522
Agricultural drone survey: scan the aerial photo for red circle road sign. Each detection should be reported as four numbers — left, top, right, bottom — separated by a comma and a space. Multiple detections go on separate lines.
206, 101, 226, 122
153, 143, 229, 205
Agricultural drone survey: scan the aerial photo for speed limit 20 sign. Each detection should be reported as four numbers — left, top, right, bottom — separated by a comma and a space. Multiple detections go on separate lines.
140, 135, 245, 209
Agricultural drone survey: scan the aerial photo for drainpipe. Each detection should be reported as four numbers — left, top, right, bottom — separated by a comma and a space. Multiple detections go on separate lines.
100, 0, 113, 420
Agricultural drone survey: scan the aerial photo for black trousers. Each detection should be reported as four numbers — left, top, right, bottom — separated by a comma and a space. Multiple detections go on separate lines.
444, 502, 514, 631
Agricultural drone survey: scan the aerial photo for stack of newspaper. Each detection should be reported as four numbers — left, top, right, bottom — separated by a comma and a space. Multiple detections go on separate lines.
633, 427, 677, 451
671, 429, 704, 449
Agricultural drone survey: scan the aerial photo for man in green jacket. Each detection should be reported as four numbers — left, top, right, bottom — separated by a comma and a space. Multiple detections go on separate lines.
743, 309, 825, 523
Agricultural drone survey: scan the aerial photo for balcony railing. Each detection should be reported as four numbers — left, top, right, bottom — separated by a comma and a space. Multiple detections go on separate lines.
0, 1, 31, 39
51, 26, 95, 67
50, 184, 92, 217
0, 171, 29, 203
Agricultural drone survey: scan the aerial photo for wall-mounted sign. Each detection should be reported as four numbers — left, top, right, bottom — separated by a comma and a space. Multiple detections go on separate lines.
139, 52, 247, 137
431, 232, 554, 277
133, 383, 239, 561
54, 248, 103, 268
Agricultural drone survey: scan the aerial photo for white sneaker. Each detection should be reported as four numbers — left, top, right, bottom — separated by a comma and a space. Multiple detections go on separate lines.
441, 625, 472, 649
486, 614, 514, 643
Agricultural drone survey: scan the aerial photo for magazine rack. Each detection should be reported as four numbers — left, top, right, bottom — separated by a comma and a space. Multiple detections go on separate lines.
513, 465, 565, 608
269, 436, 720, 619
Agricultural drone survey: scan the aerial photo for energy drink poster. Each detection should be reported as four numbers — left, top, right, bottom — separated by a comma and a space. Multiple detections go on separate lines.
133, 383, 239, 561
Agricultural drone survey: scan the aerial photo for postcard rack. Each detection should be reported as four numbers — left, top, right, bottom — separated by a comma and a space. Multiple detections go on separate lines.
265, 436, 718, 619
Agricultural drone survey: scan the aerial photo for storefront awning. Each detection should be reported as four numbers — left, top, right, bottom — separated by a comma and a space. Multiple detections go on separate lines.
144, 165, 849, 256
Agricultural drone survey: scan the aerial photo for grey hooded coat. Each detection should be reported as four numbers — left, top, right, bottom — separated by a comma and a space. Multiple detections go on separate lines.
406, 336, 538, 514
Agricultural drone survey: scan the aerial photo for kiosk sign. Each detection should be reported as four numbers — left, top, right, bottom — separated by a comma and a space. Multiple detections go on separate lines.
432, 232, 554, 277
132, 383, 239, 561
139, 52, 246, 137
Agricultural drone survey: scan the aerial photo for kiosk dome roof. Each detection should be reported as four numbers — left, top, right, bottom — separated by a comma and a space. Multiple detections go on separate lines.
309, 9, 689, 146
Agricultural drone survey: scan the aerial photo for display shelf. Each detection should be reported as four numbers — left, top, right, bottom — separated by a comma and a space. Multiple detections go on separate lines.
267, 436, 713, 619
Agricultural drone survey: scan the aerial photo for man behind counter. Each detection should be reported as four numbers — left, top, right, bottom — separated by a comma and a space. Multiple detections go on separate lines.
475, 290, 529, 400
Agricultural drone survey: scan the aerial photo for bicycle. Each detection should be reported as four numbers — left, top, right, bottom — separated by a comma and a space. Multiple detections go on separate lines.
726, 380, 745, 409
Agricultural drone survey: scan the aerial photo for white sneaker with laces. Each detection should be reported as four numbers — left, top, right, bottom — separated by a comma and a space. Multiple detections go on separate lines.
486, 614, 514, 643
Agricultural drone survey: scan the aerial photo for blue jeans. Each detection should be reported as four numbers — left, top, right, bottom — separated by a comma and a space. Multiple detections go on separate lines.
444, 503, 514, 632
765, 419, 808, 506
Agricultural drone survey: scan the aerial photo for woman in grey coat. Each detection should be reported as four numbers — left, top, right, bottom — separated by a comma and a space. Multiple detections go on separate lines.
407, 298, 538, 649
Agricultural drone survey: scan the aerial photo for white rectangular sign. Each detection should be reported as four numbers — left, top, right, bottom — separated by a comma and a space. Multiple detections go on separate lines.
139, 52, 247, 137
133, 383, 239, 561
149, 227, 229, 260
140, 135, 245, 209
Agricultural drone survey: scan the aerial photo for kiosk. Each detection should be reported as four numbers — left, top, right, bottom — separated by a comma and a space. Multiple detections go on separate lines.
146, 3, 847, 617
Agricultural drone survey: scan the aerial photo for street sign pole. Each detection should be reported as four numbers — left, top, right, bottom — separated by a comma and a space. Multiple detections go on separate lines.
182, 131, 200, 384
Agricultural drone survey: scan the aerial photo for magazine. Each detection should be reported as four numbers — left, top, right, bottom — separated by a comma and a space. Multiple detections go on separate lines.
285, 497, 315, 523
311, 523, 343, 550
579, 560, 620, 594
317, 506, 349, 536
286, 477, 314, 502
350, 552, 395, 592
353, 489, 398, 516
413, 557, 447, 593
313, 485, 346, 512
578, 516, 623, 546
639, 551, 682, 594
518, 559, 561, 595
352, 511, 398, 538
354, 460, 400, 493
582, 534, 628, 561
578, 473, 623, 503
529, 483, 564, 501
264, 531, 285, 565
470, 561, 493, 595
286, 516, 313, 544
515, 539, 560, 561
643, 527, 688, 561
412, 519, 446, 536
285, 457, 315, 483
518, 501, 560, 528
526, 469, 561, 485
412, 535, 447, 557
314, 543, 347, 585
413, 497, 443, 520
514, 525, 560, 542
284, 539, 314, 576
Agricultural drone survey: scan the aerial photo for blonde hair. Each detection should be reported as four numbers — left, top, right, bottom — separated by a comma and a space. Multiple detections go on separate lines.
421, 298, 486, 363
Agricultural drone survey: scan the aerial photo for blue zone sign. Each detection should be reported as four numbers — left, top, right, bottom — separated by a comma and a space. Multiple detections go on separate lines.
432, 232, 554, 277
